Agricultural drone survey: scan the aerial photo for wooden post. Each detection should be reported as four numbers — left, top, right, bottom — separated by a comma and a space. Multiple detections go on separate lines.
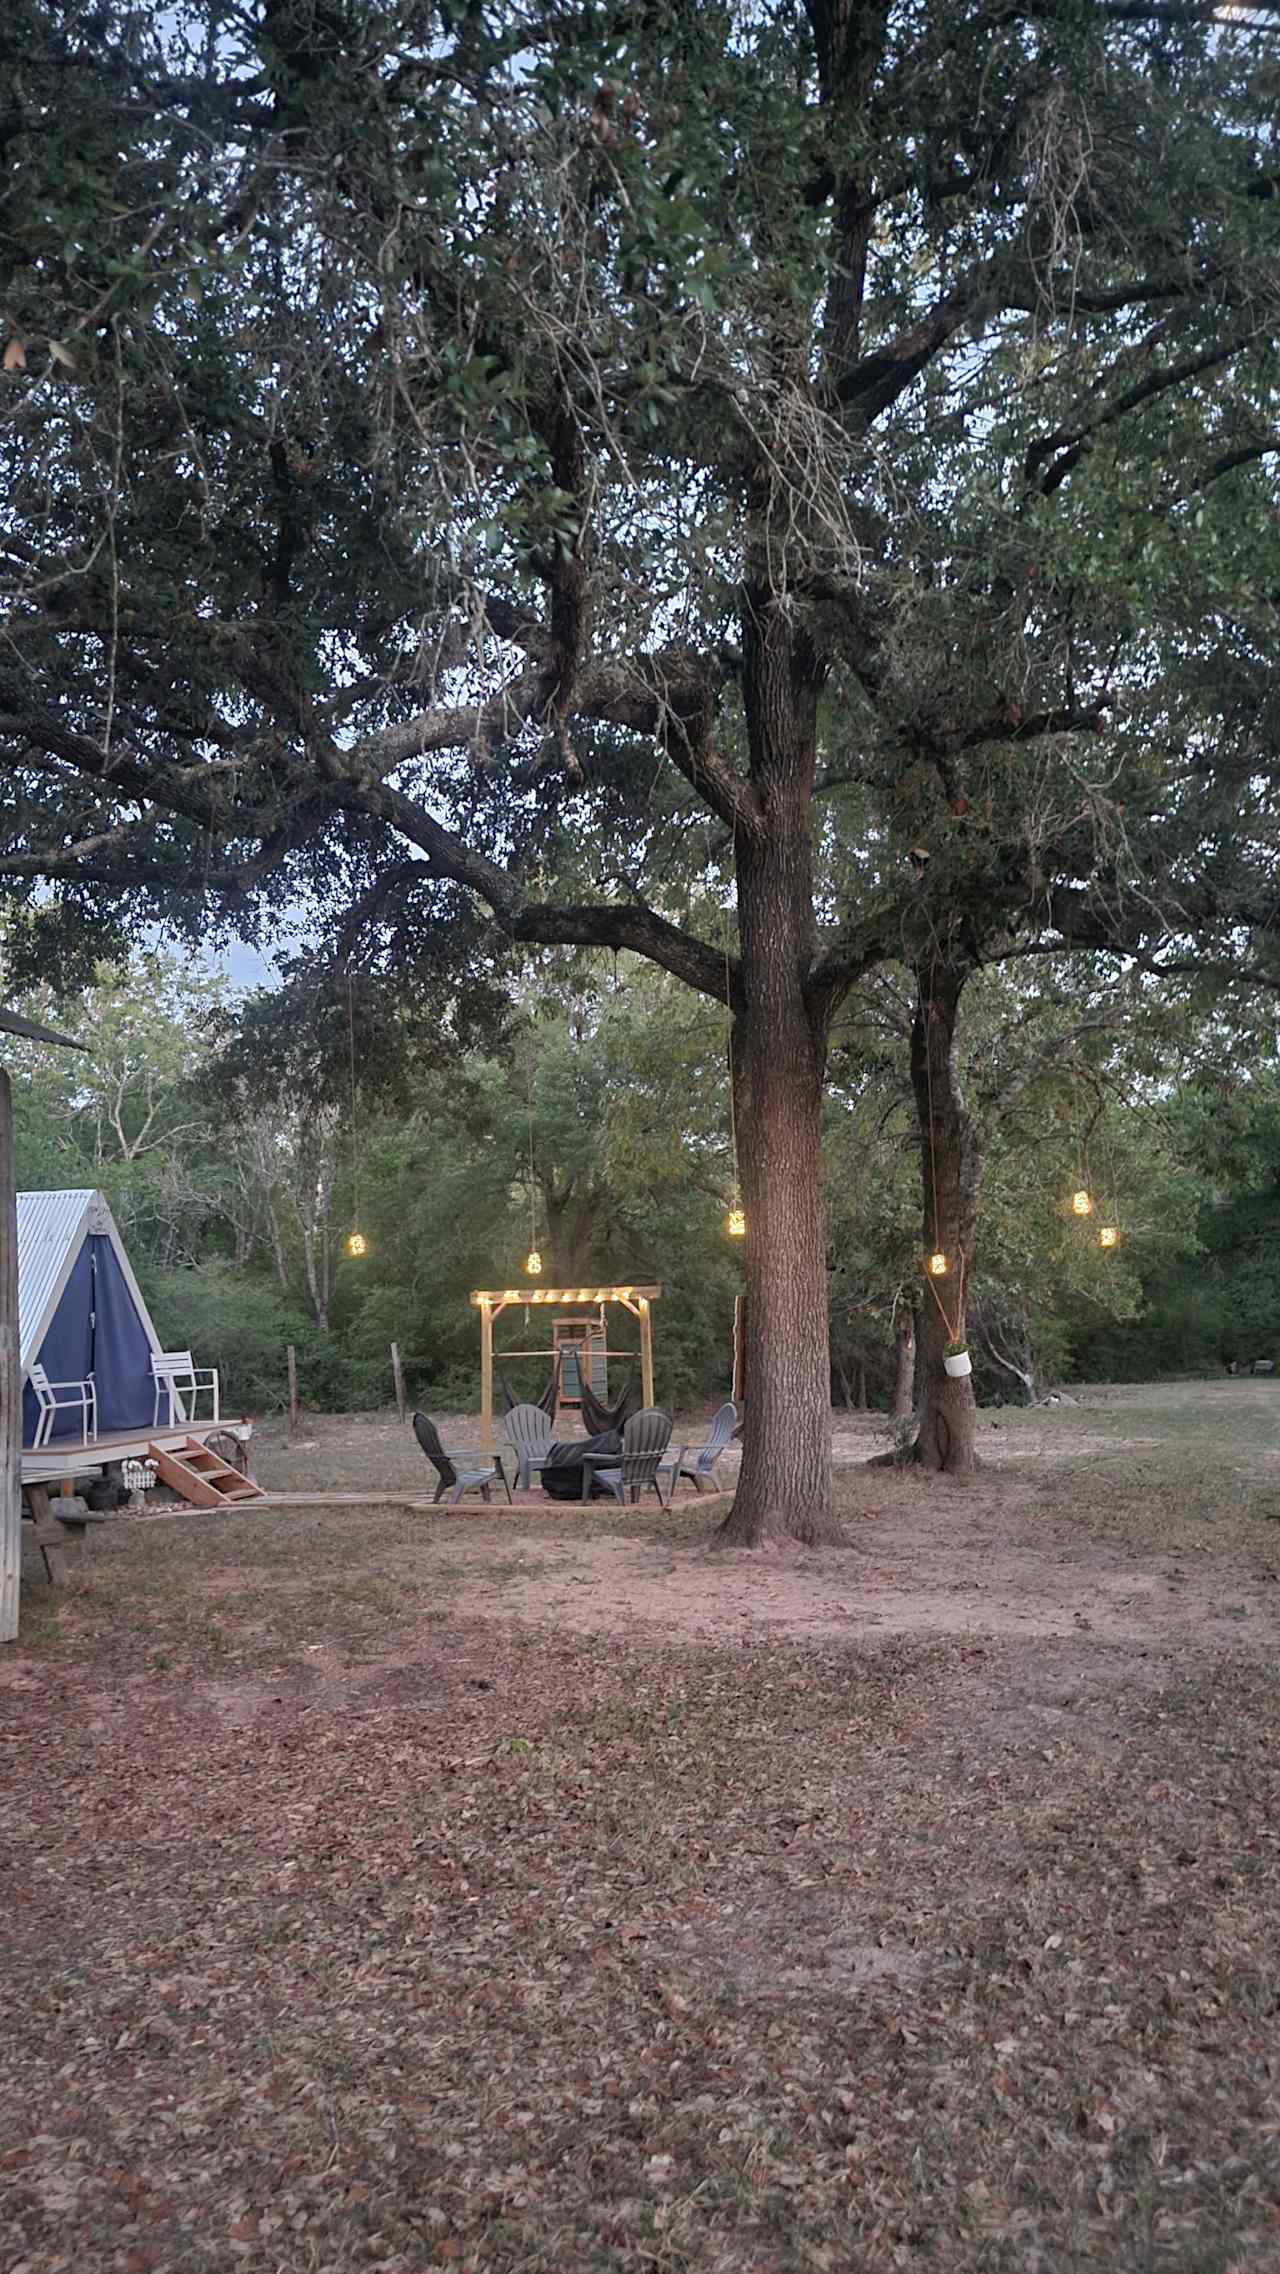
639, 1298, 654, 1411
733, 1295, 747, 1408
390, 1340, 407, 1424
286, 1343, 299, 1438
0, 1068, 19, 1642
24, 1484, 69, 1587
479, 1300, 494, 1452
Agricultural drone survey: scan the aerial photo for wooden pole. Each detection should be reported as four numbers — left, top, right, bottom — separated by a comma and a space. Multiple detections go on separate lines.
0, 1068, 19, 1642
286, 1343, 299, 1438
479, 1300, 494, 1452
733, 1295, 747, 1408
639, 1298, 654, 1411
390, 1340, 407, 1424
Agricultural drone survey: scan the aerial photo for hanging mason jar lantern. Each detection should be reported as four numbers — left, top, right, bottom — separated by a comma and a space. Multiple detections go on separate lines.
525, 1247, 543, 1276
1099, 1224, 1119, 1249
927, 1251, 949, 1277
1072, 1188, 1094, 1217
346, 1230, 368, 1258
726, 1207, 746, 1239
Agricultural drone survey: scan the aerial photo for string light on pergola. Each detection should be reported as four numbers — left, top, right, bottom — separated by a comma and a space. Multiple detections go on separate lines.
1215, 4, 1280, 27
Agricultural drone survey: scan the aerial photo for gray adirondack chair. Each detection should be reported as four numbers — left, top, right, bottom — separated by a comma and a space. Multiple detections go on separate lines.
504, 1401, 556, 1492
585, 1407, 673, 1507
413, 1413, 513, 1507
663, 1401, 738, 1494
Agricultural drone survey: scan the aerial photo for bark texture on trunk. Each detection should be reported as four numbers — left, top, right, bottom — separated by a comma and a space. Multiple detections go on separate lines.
716, 595, 840, 1547
890, 1302, 916, 1422
542, 1178, 602, 1285
910, 960, 981, 1477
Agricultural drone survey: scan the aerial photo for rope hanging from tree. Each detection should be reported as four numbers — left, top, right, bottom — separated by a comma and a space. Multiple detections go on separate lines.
706, 818, 746, 1240
345, 972, 367, 1258
524, 1044, 542, 1277
920, 971, 964, 1344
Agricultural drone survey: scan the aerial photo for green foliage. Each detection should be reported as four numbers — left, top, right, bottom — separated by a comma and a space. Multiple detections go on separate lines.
7, 939, 1280, 1412
141, 1263, 338, 1418
1088, 1073, 1280, 1379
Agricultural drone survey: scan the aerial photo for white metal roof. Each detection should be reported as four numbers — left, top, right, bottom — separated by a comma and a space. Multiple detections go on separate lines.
16, 1188, 162, 1373
17, 1189, 95, 1365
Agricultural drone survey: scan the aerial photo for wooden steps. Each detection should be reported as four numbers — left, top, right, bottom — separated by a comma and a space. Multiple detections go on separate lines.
147, 1437, 264, 1510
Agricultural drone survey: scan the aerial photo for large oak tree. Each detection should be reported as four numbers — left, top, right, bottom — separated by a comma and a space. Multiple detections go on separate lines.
2, 0, 1278, 1537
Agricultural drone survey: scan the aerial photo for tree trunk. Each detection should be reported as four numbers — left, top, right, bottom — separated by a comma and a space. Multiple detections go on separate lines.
891, 1302, 916, 1422
716, 599, 840, 1548
717, 990, 837, 1543
299, 1218, 330, 1333
265, 1194, 290, 1292
910, 960, 981, 1478
0, 1070, 20, 1643
542, 1179, 601, 1284
979, 1307, 1037, 1404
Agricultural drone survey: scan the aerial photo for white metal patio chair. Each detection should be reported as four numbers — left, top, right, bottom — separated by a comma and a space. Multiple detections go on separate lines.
28, 1361, 97, 1449
151, 1349, 221, 1426
661, 1401, 739, 1495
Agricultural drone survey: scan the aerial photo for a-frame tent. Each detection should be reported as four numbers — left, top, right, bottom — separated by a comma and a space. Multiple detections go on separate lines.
18, 1189, 163, 1447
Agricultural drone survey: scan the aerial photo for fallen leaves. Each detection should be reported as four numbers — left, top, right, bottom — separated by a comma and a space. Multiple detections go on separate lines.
4, 1499, 1280, 2272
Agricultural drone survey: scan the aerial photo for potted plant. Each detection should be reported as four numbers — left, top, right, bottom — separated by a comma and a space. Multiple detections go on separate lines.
943, 1336, 972, 1379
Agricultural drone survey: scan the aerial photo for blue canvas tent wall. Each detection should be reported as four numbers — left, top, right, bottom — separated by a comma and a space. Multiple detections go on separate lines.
18, 1189, 162, 1447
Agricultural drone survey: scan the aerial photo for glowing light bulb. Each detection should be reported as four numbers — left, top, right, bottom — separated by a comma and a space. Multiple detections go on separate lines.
1099, 1225, 1119, 1249
1072, 1189, 1093, 1217
726, 1208, 746, 1238
927, 1251, 949, 1277
346, 1230, 368, 1258
525, 1248, 542, 1276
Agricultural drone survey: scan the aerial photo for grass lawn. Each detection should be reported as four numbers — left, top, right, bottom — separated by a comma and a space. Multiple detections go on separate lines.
3, 1380, 1280, 2271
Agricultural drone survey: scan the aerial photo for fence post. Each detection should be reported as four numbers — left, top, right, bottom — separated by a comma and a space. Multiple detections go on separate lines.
390, 1341, 407, 1425
286, 1343, 299, 1438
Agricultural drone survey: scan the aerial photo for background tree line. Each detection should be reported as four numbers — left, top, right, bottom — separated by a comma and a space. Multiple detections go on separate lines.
6, 947, 1276, 1423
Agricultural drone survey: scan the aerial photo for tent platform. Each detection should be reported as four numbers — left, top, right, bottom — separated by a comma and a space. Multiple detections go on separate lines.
21, 1417, 254, 1489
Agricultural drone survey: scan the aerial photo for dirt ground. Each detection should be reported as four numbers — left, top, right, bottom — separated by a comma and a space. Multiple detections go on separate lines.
249, 1381, 1280, 1656
3, 1380, 1280, 2272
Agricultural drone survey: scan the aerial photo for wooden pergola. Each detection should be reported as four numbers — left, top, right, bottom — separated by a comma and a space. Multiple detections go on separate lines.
471, 1284, 660, 1449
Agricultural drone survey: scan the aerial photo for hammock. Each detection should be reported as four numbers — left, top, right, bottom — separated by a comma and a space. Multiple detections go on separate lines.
579, 1369, 641, 1436
495, 1349, 561, 1418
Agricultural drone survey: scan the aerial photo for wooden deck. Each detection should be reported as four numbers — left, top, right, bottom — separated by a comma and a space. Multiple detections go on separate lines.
21, 1417, 254, 1488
